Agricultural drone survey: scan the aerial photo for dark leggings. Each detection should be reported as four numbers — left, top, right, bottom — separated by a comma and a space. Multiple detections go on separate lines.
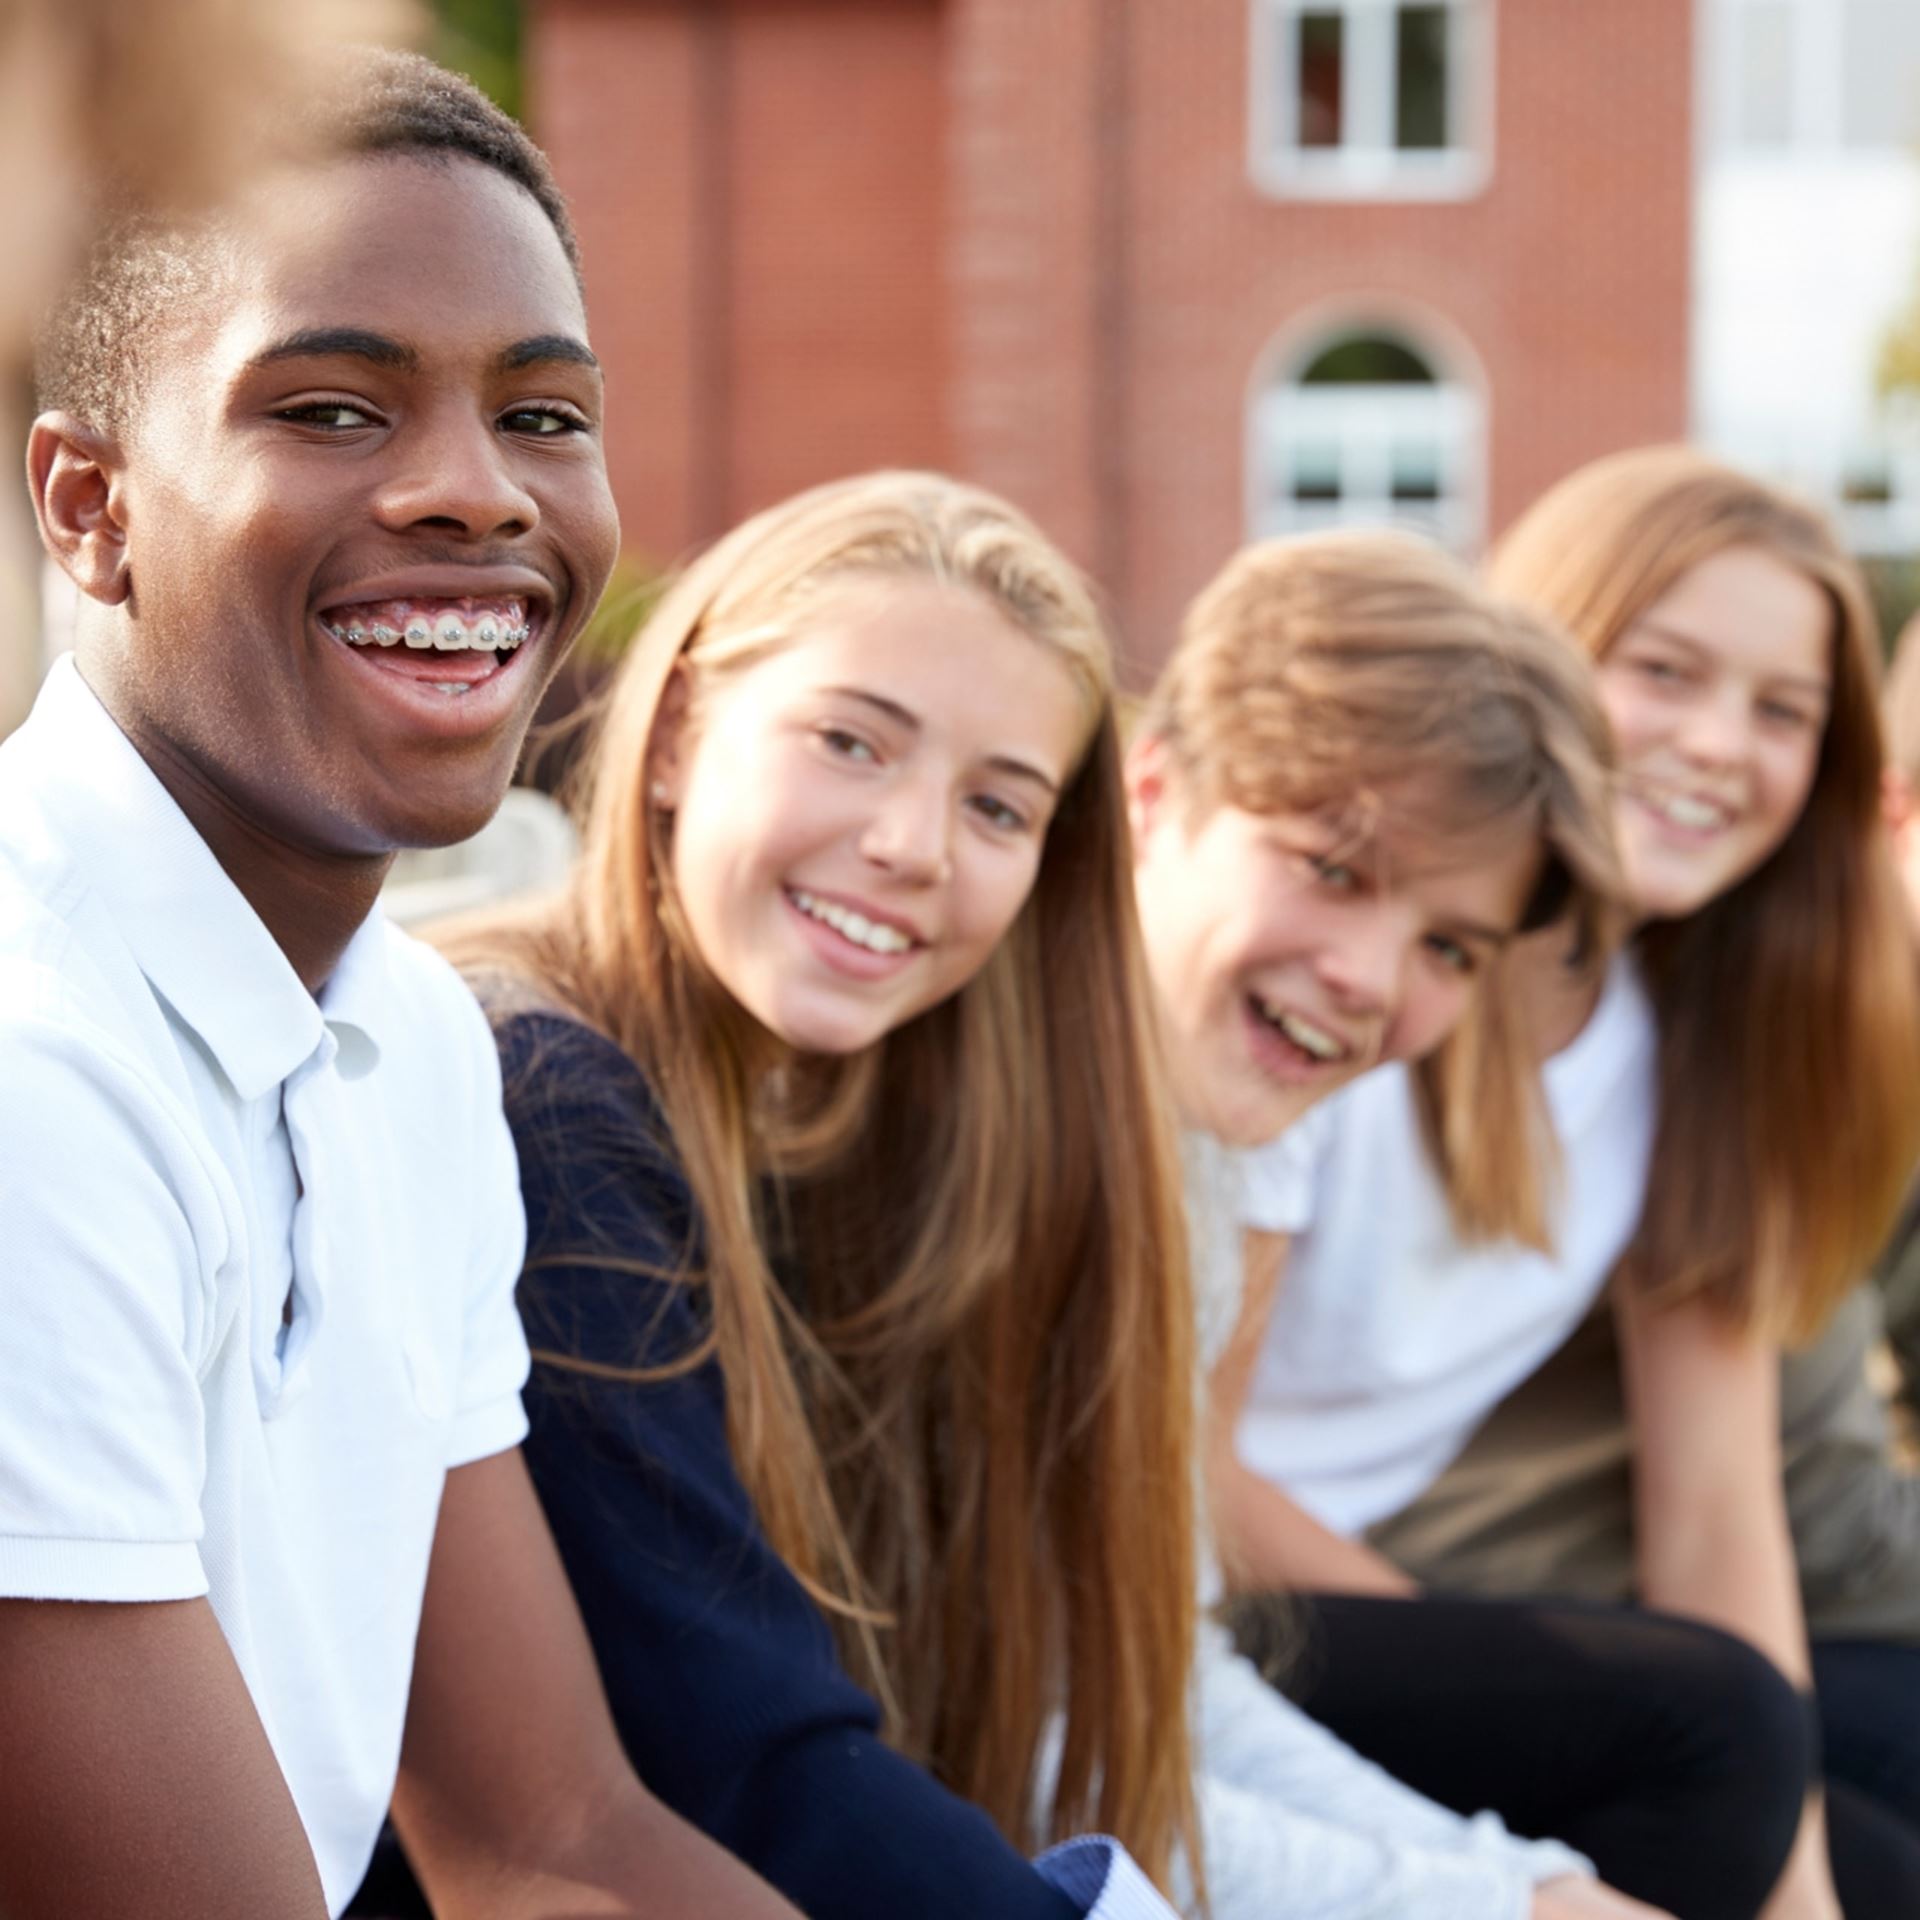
1812, 1638, 1920, 1918
1228, 1590, 1809, 1920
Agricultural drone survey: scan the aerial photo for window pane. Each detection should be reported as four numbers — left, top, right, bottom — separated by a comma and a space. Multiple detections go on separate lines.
1396, 5, 1451, 150
1291, 441, 1343, 502
1300, 334, 1437, 385
1841, 452, 1894, 504
1842, 0, 1920, 148
1390, 437, 1443, 501
1298, 11, 1344, 148
1735, 1, 1796, 147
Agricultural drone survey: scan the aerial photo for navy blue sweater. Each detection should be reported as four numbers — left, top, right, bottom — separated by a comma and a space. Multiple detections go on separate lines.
499, 1011, 1081, 1920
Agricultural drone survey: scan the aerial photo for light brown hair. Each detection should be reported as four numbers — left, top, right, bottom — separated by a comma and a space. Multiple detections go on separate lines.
1141, 529, 1624, 1249
1491, 445, 1920, 1341
450, 472, 1200, 1889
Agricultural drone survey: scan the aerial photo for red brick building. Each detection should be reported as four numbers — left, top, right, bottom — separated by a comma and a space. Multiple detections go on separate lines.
530, 0, 1691, 676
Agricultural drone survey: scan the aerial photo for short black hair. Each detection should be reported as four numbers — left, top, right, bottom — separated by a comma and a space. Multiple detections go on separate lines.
34, 48, 582, 436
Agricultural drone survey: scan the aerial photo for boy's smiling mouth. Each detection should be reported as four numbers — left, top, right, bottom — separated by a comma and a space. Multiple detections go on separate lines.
320, 594, 535, 697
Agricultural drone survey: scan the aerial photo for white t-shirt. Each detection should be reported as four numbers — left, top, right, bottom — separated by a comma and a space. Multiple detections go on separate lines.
1235, 958, 1658, 1537
0, 659, 531, 1914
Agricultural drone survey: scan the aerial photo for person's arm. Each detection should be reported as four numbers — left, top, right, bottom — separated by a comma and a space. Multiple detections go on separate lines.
1534, 1886, 1675, 1920
0, 1006, 343, 1918
0, 1597, 329, 1920
1616, 1283, 1837, 1920
1206, 1229, 1417, 1598
389, 1447, 802, 1920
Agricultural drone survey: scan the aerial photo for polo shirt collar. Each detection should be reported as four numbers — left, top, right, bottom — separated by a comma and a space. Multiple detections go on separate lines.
22, 658, 388, 1100
318, 909, 390, 1083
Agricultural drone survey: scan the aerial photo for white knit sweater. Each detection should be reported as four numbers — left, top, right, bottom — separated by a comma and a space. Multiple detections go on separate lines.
1178, 1131, 1590, 1920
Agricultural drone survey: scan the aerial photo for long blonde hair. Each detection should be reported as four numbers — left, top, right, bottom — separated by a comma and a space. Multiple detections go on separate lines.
1491, 445, 1920, 1340
451, 472, 1200, 1887
1142, 529, 1623, 1248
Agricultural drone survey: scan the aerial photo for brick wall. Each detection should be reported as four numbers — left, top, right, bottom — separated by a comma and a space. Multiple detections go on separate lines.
532, 0, 946, 574
530, 0, 1691, 674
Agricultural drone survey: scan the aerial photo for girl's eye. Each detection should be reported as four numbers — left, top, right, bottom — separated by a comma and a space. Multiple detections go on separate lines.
1424, 933, 1475, 975
1310, 854, 1360, 893
502, 405, 589, 436
969, 793, 1031, 833
820, 727, 879, 764
1635, 655, 1687, 684
278, 401, 376, 430
1759, 699, 1820, 731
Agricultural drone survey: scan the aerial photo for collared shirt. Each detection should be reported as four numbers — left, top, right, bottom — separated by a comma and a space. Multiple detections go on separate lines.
0, 658, 530, 1914
1036, 1838, 1182, 1918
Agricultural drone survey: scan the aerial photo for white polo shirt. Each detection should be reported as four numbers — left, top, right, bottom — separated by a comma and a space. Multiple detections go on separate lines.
0, 658, 531, 1914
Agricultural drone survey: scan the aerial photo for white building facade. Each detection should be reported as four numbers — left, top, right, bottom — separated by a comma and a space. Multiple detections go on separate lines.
1694, 0, 1920, 556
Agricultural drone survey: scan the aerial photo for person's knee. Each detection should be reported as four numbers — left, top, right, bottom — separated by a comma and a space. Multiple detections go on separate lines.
1659, 1619, 1812, 1851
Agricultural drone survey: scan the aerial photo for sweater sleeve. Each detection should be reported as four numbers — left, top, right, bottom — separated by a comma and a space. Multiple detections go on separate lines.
498, 1013, 1082, 1920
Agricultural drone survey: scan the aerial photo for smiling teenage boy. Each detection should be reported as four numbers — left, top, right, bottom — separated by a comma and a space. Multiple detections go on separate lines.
0, 52, 802, 1920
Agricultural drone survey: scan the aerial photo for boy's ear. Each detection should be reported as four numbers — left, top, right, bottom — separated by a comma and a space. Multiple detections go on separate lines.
27, 412, 131, 608
1124, 728, 1173, 845
1883, 766, 1914, 837
647, 664, 692, 809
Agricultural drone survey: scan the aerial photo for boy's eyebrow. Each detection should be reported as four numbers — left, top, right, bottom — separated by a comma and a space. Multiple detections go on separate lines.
241, 329, 601, 376
828, 686, 1062, 794
498, 334, 601, 374
245, 326, 419, 372
1440, 916, 1513, 949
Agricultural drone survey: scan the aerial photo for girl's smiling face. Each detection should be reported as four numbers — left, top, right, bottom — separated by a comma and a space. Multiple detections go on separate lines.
1599, 544, 1832, 922
1129, 740, 1542, 1147
657, 576, 1090, 1054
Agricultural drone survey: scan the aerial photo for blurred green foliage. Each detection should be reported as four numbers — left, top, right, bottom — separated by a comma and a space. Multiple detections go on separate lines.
576, 557, 668, 666
431, 0, 524, 120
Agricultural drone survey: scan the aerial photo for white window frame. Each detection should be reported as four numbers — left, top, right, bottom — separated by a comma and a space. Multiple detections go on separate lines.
1245, 313, 1487, 552
1248, 0, 1495, 201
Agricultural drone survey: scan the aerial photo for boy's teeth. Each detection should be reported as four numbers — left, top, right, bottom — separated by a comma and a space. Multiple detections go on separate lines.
1254, 995, 1344, 1062
1279, 1012, 1343, 1061
790, 887, 914, 955
324, 598, 532, 654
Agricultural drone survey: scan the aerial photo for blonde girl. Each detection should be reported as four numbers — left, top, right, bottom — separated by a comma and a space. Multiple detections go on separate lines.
447, 471, 1197, 1920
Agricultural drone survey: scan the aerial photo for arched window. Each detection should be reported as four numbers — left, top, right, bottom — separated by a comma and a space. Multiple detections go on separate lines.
1248, 323, 1483, 548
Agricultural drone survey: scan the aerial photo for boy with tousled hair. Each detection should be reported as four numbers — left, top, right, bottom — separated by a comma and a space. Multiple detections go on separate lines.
0, 47, 804, 1920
